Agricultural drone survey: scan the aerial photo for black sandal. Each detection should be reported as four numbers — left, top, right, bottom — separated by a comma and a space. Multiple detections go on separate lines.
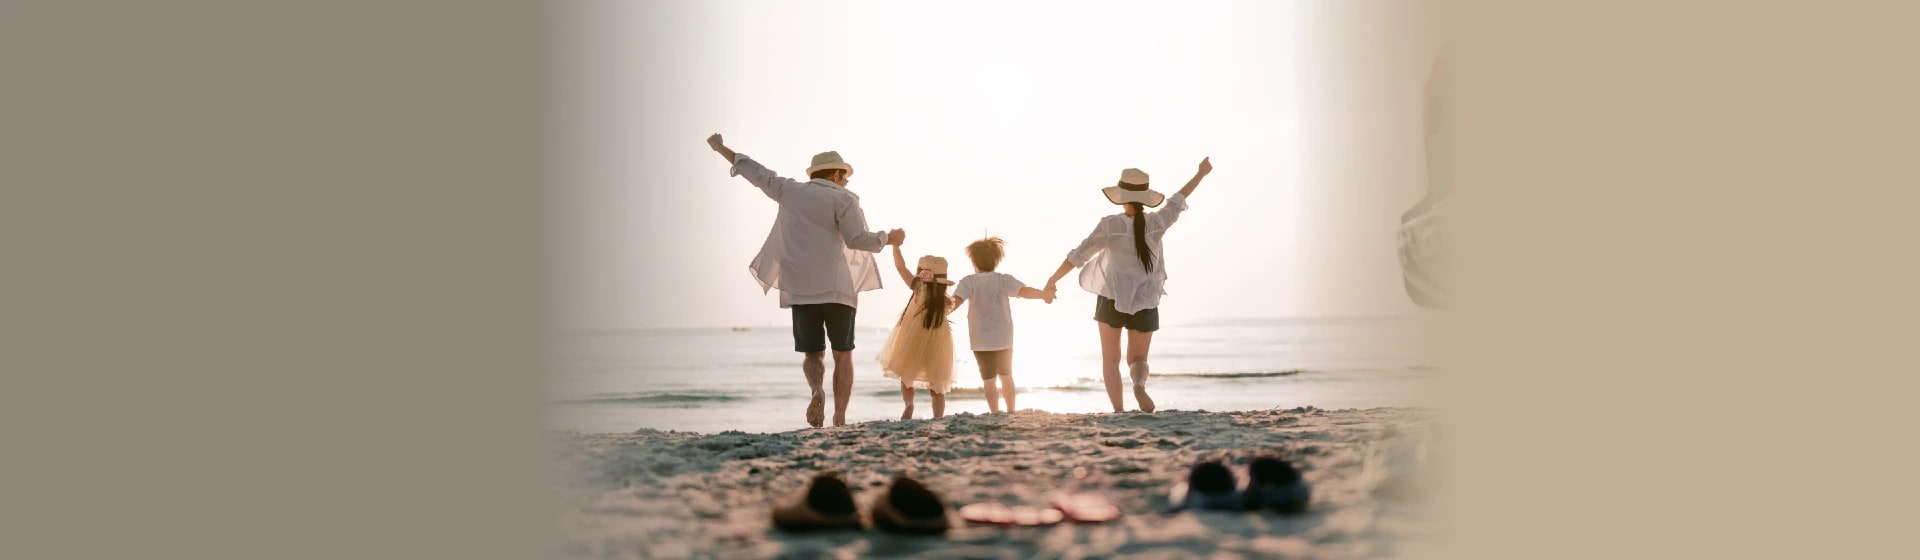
1242, 456, 1312, 514
770, 472, 864, 532
869, 475, 951, 535
1168, 460, 1242, 511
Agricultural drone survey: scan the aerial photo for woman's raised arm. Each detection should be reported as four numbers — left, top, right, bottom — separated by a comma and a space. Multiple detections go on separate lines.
1176, 157, 1212, 199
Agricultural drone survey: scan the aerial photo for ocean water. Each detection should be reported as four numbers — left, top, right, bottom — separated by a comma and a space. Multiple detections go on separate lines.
547, 315, 1446, 434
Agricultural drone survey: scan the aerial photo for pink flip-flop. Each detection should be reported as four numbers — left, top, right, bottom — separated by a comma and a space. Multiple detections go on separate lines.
958, 502, 1064, 527
1048, 491, 1121, 523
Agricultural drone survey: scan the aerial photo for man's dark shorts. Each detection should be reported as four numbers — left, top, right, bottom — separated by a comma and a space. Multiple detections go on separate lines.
1094, 295, 1160, 332
792, 303, 857, 353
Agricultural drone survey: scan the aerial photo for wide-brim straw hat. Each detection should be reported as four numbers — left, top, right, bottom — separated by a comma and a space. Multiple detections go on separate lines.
805, 151, 854, 177
915, 256, 956, 285
1101, 168, 1165, 207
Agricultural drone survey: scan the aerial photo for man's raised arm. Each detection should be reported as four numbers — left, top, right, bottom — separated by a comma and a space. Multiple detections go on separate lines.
707, 133, 791, 202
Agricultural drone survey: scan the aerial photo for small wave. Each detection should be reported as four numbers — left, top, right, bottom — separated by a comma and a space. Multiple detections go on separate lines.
557, 391, 747, 406
1154, 370, 1306, 379
867, 384, 1101, 398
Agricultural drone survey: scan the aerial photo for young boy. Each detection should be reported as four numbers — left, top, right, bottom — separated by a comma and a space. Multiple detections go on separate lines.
949, 236, 1053, 413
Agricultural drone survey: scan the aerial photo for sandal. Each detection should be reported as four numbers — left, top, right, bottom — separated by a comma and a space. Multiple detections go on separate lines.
1242, 456, 1311, 513
959, 502, 1064, 527
770, 472, 864, 532
869, 475, 951, 535
1167, 460, 1241, 511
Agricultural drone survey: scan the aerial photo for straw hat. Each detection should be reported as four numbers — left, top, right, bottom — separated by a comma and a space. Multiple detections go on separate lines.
1101, 168, 1166, 207
914, 256, 956, 285
805, 151, 854, 177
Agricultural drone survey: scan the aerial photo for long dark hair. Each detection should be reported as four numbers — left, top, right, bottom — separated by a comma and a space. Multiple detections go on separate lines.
1129, 202, 1154, 272
917, 279, 950, 330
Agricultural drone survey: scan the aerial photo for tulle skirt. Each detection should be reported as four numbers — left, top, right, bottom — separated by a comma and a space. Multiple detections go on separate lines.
876, 310, 955, 394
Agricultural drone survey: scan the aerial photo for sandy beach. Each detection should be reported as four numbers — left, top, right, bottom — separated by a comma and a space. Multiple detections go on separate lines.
549, 407, 1447, 559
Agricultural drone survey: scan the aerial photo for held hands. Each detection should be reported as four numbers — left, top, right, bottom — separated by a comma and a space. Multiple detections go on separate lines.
886, 229, 906, 246
706, 133, 725, 151
1042, 283, 1058, 303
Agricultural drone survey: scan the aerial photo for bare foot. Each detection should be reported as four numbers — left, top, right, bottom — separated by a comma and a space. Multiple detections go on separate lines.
806, 394, 825, 428
1134, 385, 1156, 413
832, 415, 846, 427
901, 406, 914, 420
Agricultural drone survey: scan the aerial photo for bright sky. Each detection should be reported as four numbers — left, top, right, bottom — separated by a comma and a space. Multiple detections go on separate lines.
552, 1, 1442, 330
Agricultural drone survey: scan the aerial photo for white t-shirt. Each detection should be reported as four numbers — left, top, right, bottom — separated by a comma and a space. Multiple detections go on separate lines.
953, 272, 1027, 351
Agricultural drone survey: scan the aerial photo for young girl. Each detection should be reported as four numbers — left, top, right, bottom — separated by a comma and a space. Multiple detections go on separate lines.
875, 244, 957, 419
1044, 157, 1213, 413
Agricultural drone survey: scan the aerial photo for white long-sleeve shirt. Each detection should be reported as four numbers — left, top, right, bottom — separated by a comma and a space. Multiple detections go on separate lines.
730, 153, 887, 308
1065, 192, 1190, 315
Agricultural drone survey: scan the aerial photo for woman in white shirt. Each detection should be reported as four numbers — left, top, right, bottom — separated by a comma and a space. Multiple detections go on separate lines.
1044, 157, 1213, 413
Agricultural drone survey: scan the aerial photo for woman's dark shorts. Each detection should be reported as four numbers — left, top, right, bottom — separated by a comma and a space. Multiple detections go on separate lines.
1094, 295, 1159, 332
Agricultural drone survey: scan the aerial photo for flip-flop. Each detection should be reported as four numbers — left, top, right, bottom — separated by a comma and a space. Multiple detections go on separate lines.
958, 502, 1064, 527
1167, 460, 1241, 512
1242, 456, 1312, 514
770, 472, 864, 532
1047, 491, 1120, 523
869, 475, 951, 535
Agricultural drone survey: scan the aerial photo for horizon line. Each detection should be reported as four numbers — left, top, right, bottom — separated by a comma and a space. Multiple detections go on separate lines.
555, 312, 1432, 335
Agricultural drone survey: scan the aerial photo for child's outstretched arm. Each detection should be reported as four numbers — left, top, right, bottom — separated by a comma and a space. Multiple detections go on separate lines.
1016, 286, 1054, 303
890, 243, 914, 286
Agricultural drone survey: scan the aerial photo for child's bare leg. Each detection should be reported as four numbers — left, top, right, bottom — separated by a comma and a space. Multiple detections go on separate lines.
1000, 373, 1017, 412
899, 381, 915, 420
1099, 322, 1124, 412
981, 376, 1002, 413
931, 391, 945, 418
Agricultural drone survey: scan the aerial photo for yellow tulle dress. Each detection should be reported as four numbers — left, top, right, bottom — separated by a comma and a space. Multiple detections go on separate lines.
876, 281, 955, 394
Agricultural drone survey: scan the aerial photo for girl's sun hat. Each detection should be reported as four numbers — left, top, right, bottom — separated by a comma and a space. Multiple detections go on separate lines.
1101, 168, 1166, 208
915, 256, 956, 285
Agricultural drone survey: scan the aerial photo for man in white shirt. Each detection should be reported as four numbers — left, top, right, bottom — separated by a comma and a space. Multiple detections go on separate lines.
708, 133, 905, 428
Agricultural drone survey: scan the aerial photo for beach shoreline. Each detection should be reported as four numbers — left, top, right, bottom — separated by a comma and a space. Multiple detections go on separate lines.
550, 407, 1447, 559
